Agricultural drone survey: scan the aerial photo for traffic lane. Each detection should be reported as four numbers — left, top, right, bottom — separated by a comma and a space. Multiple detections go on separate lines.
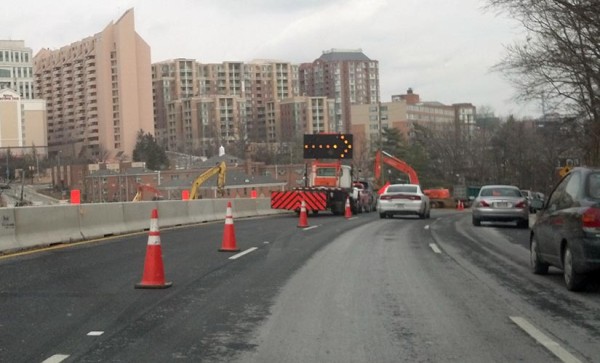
0, 212, 375, 362
431, 212, 600, 362
70, 212, 376, 362
233, 214, 560, 363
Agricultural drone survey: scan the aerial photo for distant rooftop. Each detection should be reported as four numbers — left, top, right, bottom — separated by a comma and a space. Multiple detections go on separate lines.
318, 48, 371, 62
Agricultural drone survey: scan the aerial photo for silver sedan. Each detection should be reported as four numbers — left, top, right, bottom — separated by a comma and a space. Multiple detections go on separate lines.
377, 184, 430, 219
472, 185, 529, 228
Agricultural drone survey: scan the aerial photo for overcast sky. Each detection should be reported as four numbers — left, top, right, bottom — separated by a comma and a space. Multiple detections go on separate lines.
3, 0, 539, 118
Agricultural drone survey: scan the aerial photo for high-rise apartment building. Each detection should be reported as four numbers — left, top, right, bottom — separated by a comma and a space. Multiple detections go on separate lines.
33, 9, 153, 161
299, 49, 380, 134
0, 40, 35, 100
152, 59, 300, 156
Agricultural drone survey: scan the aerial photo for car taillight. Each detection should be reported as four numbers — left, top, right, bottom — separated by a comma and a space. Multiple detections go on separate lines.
409, 195, 421, 201
515, 200, 527, 209
479, 200, 490, 207
582, 207, 600, 231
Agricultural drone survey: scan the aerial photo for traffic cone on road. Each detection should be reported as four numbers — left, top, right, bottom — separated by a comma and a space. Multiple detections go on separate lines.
344, 197, 352, 219
135, 208, 172, 289
298, 200, 309, 228
457, 200, 464, 211
219, 201, 240, 252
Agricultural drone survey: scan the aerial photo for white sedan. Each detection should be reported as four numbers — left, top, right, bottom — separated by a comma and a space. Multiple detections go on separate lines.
377, 184, 430, 219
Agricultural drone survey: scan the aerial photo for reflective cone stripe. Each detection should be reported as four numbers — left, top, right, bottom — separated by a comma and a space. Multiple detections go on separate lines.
219, 202, 240, 252
135, 208, 172, 289
298, 200, 309, 228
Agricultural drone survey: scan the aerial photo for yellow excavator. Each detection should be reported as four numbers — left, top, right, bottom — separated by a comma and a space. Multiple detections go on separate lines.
189, 161, 226, 199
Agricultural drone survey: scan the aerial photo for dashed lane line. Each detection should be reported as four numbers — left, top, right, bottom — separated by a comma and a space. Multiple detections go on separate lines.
229, 247, 258, 260
429, 243, 442, 254
510, 316, 582, 363
42, 355, 69, 363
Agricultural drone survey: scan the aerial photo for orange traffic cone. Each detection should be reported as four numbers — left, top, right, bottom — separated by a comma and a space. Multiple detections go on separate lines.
344, 197, 352, 219
457, 200, 464, 211
298, 200, 309, 228
219, 201, 240, 252
135, 208, 172, 289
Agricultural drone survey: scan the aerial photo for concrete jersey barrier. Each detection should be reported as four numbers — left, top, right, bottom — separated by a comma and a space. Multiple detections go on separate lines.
0, 198, 288, 254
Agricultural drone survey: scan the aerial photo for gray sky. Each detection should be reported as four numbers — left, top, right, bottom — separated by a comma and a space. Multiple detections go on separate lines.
3, 0, 539, 118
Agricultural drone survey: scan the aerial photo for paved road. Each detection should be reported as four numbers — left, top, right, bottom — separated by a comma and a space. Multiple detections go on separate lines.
0, 209, 598, 362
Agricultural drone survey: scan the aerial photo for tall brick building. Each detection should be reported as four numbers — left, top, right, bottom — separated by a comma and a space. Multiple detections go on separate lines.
299, 49, 380, 133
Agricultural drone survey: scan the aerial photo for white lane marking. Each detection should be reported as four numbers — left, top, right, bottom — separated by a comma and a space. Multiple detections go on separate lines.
302, 225, 318, 231
87, 331, 104, 336
429, 243, 442, 254
229, 247, 258, 260
424, 225, 430, 230
42, 355, 70, 363
510, 316, 582, 363
263, 241, 270, 244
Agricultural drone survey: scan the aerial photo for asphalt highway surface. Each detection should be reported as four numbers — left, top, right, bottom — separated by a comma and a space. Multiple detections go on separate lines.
0, 209, 598, 362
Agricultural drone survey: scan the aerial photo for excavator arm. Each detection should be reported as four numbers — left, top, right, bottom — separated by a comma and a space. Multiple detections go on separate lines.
189, 161, 226, 199
374, 150, 420, 185
132, 184, 162, 202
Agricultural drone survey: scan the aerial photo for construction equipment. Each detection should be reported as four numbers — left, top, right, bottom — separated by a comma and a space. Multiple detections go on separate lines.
374, 150, 454, 208
271, 134, 362, 215
374, 150, 419, 185
189, 161, 226, 199
132, 184, 163, 202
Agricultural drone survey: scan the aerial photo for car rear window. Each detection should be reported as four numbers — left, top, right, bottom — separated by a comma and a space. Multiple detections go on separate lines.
588, 173, 600, 199
480, 187, 521, 197
387, 185, 418, 194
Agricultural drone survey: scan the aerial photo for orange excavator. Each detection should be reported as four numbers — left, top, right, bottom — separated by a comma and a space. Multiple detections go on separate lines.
374, 150, 453, 208
132, 184, 163, 202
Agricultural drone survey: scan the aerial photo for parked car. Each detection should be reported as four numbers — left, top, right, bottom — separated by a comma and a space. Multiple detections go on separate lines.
376, 183, 430, 219
472, 185, 529, 228
529, 166, 600, 291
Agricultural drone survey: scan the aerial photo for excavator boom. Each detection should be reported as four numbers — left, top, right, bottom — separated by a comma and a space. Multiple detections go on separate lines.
374, 150, 420, 185
190, 161, 226, 199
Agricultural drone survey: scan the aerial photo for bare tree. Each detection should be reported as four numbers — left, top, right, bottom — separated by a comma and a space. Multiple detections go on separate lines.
486, 0, 600, 164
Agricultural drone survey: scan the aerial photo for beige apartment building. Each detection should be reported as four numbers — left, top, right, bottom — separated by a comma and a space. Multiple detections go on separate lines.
152, 59, 300, 156
0, 89, 47, 157
33, 9, 153, 162
350, 88, 476, 156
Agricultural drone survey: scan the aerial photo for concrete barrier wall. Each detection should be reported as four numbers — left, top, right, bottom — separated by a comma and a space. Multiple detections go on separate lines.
14, 205, 81, 249
0, 198, 288, 254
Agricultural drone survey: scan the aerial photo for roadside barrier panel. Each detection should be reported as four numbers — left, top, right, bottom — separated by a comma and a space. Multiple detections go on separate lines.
78, 203, 128, 240
231, 198, 258, 218
0, 208, 17, 252
123, 201, 160, 232
156, 200, 189, 227
14, 205, 81, 249
188, 200, 218, 224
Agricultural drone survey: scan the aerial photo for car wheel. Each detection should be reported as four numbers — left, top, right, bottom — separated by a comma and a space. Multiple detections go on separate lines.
472, 216, 481, 226
379, 212, 386, 219
563, 245, 586, 291
530, 236, 549, 275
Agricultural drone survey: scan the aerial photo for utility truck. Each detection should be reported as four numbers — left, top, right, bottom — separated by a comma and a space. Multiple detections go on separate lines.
271, 134, 364, 215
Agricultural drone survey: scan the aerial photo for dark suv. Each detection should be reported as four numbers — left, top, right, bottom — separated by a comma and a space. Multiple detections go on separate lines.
530, 167, 600, 291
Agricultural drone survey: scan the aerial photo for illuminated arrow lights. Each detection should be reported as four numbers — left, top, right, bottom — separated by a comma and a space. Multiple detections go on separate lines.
303, 134, 353, 159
